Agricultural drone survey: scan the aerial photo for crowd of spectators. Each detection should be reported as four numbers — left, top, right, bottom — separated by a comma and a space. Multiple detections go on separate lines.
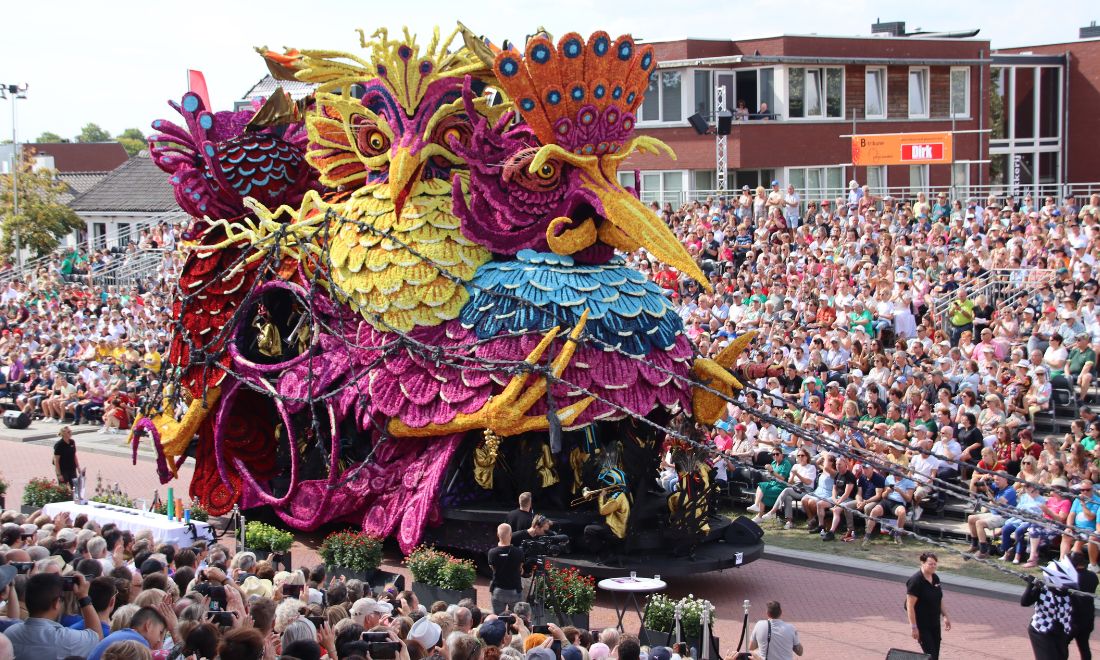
629, 184, 1100, 567
0, 507, 677, 660
0, 222, 185, 432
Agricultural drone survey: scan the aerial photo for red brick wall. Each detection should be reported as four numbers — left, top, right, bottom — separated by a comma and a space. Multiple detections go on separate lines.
998, 39, 1100, 183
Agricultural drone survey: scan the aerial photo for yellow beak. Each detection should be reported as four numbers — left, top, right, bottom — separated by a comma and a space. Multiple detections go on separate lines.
388, 147, 422, 221
531, 142, 710, 290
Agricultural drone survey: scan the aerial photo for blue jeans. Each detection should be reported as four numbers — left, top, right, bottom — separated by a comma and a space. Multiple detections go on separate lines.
1001, 519, 1031, 556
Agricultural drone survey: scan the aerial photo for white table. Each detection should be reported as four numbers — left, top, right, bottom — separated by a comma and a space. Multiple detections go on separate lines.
597, 577, 666, 632
43, 501, 214, 546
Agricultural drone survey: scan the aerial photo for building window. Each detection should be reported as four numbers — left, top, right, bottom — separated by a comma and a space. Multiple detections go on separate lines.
909, 164, 929, 195
787, 166, 844, 201
951, 163, 969, 196
637, 171, 686, 204
865, 67, 887, 119
788, 67, 843, 119
640, 71, 684, 123
866, 166, 887, 194
908, 67, 929, 118
950, 67, 970, 118
694, 70, 712, 117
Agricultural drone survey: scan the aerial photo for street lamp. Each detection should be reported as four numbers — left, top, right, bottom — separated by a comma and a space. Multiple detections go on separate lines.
1, 82, 28, 269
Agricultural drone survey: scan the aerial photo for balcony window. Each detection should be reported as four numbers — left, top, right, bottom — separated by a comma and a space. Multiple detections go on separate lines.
788, 67, 843, 119
640, 71, 684, 123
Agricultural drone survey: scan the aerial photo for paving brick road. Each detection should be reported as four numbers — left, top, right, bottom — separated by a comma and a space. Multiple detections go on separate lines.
3, 431, 1097, 658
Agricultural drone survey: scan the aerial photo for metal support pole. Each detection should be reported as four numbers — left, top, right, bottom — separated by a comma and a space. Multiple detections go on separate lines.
12, 92, 20, 270
715, 85, 728, 193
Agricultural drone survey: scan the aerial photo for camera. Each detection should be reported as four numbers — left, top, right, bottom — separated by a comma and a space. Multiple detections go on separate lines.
362, 632, 390, 643
12, 562, 33, 575
194, 582, 228, 610
307, 615, 326, 628
62, 575, 78, 591
497, 614, 516, 625
521, 535, 571, 563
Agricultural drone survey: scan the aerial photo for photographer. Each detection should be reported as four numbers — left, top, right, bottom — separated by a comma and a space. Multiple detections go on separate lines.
510, 515, 552, 547
4, 572, 102, 657
488, 524, 523, 615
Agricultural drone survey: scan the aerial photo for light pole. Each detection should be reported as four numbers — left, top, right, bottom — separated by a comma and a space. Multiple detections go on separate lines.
1, 82, 28, 269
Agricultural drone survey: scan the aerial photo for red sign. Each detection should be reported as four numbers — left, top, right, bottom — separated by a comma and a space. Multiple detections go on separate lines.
901, 142, 945, 162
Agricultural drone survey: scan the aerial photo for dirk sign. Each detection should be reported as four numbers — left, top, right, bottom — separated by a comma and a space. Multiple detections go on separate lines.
851, 133, 954, 166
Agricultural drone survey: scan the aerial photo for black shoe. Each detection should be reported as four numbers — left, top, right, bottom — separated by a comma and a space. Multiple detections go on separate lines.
822, 531, 836, 541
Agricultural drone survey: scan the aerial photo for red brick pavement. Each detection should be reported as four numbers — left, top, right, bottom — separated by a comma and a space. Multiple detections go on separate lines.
5, 439, 1097, 658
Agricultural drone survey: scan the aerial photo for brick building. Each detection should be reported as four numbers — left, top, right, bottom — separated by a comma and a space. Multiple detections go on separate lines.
622, 26, 990, 203
621, 22, 1100, 205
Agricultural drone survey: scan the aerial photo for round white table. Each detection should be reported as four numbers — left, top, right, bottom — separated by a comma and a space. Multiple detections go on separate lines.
597, 576, 666, 632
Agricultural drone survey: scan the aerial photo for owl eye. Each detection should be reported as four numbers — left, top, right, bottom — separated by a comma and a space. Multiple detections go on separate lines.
432, 116, 471, 153
354, 124, 390, 157
535, 163, 557, 180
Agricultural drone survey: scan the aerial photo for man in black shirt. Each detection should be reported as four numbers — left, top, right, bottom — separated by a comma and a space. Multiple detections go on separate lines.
505, 492, 534, 534
510, 514, 552, 547
487, 524, 523, 614
53, 426, 80, 486
1070, 552, 1097, 659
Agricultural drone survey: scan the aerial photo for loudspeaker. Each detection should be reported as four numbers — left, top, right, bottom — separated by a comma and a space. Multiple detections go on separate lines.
687, 112, 709, 135
716, 110, 733, 135
2, 410, 30, 430
725, 516, 764, 544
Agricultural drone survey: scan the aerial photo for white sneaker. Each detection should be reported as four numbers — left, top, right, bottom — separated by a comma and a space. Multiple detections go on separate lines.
747, 504, 760, 513
761, 511, 775, 521
751, 514, 764, 523
913, 505, 923, 521
1089, 564, 1100, 574
784, 521, 793, 530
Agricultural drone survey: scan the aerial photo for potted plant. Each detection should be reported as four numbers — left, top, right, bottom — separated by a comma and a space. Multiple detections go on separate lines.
543, 565, 595, 629
0, 472, 8, 510
22, 477, 72, 514
405, 546, 477, 606
320, 531, 393, 588
642, 594, 717, 653
245, 521, 294, 571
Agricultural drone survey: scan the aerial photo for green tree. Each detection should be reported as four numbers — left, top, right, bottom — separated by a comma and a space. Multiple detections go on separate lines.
117, 127, 146, 157
36, 131, 67, 143
76, 123, 111, 143
0, 162, 84, 258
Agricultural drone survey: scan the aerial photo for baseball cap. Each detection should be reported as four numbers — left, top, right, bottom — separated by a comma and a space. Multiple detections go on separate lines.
771, 180, 779, 186
562, 647, 584, 660
56, 529, 77, 545
650, 648, 673, 660
351, 597, 393, 617
479, 619, 508, 647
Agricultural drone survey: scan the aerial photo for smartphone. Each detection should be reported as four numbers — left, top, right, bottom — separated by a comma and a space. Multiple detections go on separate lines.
497, 614, 515, 625
533, 625, 551, 635
367, 642, 401, 659
283, 583, 303, 598
62, 575, 77, 591
12, 562, 33, 575
307, 615, 326, 629
362, 632, 390, 643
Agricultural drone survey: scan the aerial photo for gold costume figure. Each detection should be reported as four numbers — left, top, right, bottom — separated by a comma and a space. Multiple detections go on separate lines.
473, 431, 501, 490
253, 314, 283, 358
535, 444, 560, 488
598, 489, 631, 539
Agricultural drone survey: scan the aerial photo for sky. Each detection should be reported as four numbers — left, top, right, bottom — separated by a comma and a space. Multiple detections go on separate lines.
1, 0, 1094, 142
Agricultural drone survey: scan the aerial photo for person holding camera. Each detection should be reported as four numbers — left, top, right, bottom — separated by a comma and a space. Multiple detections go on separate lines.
3, 572, 102, 658
488, 524, 524, 614
511, 514, 552, 547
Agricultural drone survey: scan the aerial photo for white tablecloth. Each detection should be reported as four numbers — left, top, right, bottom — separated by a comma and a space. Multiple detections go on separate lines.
597, 577, 667, 593
43, 501, 214, 546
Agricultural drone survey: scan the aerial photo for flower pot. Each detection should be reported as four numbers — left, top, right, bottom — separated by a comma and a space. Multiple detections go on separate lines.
327, 566, 403, 592
0, 494, 6, 509
412, 581, 476, 608
21, 505, 39, 516
568, 612, 590, 630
